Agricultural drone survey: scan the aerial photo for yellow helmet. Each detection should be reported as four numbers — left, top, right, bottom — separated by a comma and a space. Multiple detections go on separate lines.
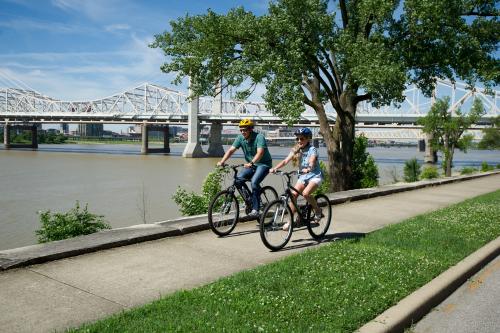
239, 118, 254, 128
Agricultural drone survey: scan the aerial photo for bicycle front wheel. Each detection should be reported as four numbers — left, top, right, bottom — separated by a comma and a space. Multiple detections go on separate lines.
307, 194, 332, 240
259, 186, 278, 210
208, 190, 239, 236
259, 199, 293, 251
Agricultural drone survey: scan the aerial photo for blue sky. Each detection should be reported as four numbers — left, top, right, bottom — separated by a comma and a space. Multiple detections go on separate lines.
0, 0, 268, 101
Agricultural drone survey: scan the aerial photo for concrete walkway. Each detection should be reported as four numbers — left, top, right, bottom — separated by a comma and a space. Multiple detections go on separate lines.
0, 173, 499, 333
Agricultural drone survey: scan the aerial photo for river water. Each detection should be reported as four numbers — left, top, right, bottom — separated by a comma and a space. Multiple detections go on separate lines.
1, 143, 498, 250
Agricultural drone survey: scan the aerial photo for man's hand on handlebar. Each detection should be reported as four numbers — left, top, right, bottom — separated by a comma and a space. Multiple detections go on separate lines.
216, 161, 225, 167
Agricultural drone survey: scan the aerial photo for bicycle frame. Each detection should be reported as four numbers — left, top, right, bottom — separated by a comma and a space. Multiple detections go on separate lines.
223, 164, 253, 211
276, 171, 311, 224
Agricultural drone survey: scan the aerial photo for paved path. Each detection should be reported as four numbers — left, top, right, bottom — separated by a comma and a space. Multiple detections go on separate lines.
412, 255, 500, 333
0, 174, 499, 333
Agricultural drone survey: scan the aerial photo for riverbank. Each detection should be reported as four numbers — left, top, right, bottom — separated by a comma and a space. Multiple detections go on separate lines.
0, 172, 498, 333
1, 144, 498, 251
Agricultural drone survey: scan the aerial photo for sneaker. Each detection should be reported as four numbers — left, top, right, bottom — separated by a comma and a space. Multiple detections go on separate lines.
314, 210, 324, 222
248, 209, 259, 219
294, 215, 303, 227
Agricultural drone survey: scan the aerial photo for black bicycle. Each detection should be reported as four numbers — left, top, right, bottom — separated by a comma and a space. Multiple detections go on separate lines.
208, 164, 278, 236
259, 170, 332, 251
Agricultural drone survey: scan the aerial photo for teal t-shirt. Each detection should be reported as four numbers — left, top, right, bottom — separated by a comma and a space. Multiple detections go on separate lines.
232, 131, 272, 167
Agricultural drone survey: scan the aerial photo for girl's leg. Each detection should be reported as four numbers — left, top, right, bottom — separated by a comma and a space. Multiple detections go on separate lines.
302, 181, 320, 213
289, 181, 305, 214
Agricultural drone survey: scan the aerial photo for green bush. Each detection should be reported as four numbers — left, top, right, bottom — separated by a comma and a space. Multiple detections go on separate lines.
460, 167, 478, 175
420, 166, 439, 179
497, 164, 500, 169
172, 167, 228, 216
352, 135, 379, 188
313, 161, 331, 195
481, 161, 494, 172
403, 158, 421, 182
36, 201, 110, 243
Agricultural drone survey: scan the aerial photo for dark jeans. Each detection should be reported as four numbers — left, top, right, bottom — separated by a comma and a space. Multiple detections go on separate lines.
235, 164, 270, 211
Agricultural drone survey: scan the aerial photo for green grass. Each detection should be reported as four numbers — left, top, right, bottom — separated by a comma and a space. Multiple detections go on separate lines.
71, 190, 500, 333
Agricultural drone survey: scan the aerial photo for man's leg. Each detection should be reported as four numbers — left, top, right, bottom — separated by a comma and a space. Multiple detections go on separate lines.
235, 167, 254, 191
250, 165, 270, 211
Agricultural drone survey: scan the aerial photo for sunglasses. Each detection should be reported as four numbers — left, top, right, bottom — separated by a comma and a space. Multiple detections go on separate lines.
239, 128, 250, 132
296, 137, 307, 141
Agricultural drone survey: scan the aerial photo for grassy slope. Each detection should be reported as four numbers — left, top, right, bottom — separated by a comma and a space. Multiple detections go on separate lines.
72, 190, 500, 333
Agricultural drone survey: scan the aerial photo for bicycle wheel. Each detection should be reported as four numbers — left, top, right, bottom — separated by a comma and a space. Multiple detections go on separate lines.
208, 190, 239, 236
259, 199, 293, 251
307, 194, 332, 240
259, 186, 278, 210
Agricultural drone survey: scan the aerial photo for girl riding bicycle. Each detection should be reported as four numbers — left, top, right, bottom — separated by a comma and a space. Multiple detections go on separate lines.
269, 127, 323, 230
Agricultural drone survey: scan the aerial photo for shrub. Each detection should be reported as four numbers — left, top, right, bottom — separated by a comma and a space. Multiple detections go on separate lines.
313, 161, 331, 195
420, 166, 439, 179
497, 164, 500, 169
172, 167, 228, 216
460, 167, 478, 175
36, 201, 110, 243
481, 161, 494, 172
352, 135, 379, 188
403, 158, 421, 182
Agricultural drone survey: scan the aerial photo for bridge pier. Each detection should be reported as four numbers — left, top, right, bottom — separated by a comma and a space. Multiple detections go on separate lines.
183, 78, 207, 158
207, 122, 224, 157
140, 123, 171, 154
3, 122, 10, 149
141, 121, 149, 154
2, 123, 38, 149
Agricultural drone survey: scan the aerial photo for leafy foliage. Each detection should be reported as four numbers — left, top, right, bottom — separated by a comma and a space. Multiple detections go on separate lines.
313, 160, 331, 195
420, 166, 440, 179
36, 201, 110, 243
478, 116, 500, 150
404, 158, 421, 182
481, 161, 495, 172
418, 97, 485, 176
460, 167, 478, 175
172, 167, 228, 216
352, 135, 379, 188
152, 0, 498, 192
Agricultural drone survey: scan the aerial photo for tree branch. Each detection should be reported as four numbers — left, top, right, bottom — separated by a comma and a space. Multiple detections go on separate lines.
364, 14, 374, 39
354, 93, 372, 104
339, 0, 349, 29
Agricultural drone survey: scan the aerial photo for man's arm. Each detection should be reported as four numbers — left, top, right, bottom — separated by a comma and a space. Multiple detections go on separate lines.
217, 146, 237, 166
244, 147, 264, 168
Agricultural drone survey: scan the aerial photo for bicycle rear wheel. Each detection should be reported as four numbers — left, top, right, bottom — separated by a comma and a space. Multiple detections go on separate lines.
307, 194, 332, 240
208, 190, 239, 236
259, 199, 293, 251
259, 186, 278, 210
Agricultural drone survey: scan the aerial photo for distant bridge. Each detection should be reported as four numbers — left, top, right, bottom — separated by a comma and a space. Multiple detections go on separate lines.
1, 78, 498, 157
0, 79, 498, 126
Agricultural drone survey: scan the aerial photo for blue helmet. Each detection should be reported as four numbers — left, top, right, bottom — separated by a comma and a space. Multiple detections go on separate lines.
294, 127, 312, 138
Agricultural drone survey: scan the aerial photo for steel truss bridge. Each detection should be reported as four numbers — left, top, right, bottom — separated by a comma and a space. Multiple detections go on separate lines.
0, 79, 498, 141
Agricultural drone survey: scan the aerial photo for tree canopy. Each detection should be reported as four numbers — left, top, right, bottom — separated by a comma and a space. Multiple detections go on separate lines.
152, 0, 499, 190
419, 97, 485, 176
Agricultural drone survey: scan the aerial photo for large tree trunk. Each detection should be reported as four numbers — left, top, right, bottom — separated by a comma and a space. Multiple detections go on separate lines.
313, 90, 357, 192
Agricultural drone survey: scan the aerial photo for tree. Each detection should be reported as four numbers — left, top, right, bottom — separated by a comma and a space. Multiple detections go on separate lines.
151, 0, 499, 191
418, 97, 485, 177
478, 116, 500, 149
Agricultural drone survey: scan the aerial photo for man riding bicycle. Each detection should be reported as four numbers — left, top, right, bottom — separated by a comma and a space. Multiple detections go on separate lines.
217, 118, 272, 218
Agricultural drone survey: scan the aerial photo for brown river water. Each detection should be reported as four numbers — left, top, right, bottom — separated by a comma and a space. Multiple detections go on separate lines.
1, 143, 498, 250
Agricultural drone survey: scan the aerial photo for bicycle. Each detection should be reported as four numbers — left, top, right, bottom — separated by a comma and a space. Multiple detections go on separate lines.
259, 170, 332, 251
208, 164, 278, 236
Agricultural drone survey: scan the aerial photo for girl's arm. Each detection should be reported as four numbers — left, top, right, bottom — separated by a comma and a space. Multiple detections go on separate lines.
303, 153, 318, 173
270, 151, 294, 173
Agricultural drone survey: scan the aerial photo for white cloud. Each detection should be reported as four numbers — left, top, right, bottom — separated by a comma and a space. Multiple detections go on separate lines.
105, 23, 131, 33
